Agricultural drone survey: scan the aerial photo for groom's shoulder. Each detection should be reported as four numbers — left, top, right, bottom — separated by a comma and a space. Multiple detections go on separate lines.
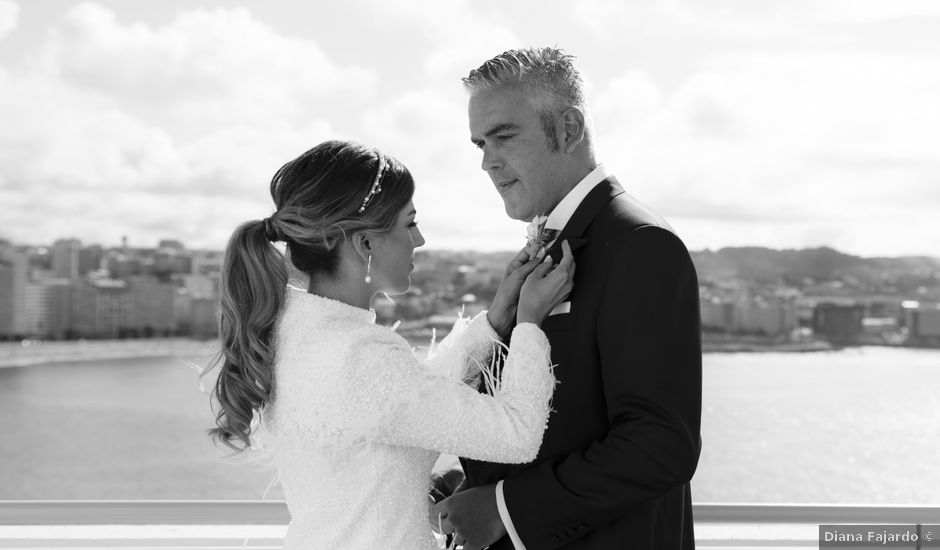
591, 189, 696, 266
597, 189, 676, 238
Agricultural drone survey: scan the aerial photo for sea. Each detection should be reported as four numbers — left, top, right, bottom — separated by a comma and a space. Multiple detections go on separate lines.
0, 345, 938, 504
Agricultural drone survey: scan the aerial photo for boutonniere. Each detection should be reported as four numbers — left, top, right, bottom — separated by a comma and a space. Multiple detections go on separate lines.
525, 215, 549, 248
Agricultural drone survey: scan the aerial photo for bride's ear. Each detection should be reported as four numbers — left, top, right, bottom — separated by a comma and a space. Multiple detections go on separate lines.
350, 231, 376, 261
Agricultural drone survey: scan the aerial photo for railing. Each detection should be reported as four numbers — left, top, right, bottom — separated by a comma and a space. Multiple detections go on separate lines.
0, 501, 938, 549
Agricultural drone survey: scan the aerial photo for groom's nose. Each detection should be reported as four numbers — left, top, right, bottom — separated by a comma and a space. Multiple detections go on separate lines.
480, 146, 503, 172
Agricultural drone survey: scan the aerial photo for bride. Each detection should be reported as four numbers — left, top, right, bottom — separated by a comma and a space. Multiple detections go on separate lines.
207, 140, 574, 548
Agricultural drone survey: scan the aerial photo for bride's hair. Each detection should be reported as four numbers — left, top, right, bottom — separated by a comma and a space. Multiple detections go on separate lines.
207, 140, 415, 451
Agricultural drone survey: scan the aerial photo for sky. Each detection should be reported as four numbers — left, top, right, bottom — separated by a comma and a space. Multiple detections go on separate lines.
0, 0, 938, 257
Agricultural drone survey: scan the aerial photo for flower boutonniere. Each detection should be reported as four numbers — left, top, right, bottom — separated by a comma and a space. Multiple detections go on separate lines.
525, 215, 549, 248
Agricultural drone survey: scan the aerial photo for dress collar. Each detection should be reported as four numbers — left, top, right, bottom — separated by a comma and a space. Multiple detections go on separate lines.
544, 163, 611, 231
286, 285, 376, 324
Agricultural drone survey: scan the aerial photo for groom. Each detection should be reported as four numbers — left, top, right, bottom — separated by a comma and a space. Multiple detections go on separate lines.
433, 48, 703, 549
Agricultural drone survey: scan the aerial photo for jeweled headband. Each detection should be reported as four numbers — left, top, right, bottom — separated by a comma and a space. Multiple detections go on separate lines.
357, 152, 387, 213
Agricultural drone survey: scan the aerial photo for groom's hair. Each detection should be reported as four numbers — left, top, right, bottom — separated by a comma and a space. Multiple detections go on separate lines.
463, 47, 586, 152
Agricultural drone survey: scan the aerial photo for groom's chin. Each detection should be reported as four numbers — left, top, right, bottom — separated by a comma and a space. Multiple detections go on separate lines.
503, 203, 530, 222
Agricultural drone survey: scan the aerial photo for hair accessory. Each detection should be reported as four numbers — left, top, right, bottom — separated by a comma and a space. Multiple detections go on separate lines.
364, 254, 373, 284
263, 217, 282, 242
358, 152, 387, 213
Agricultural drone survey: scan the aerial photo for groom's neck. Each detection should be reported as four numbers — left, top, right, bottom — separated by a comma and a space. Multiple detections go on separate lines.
544, 160, 598, 218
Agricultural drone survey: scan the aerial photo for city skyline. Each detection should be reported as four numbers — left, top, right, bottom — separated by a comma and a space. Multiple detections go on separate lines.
1, 1, 939, 256
3, 232, 939, 345
3, 233, 940, 261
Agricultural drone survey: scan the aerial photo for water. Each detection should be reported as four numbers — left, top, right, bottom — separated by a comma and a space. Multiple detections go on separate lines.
0, 347, 937, 503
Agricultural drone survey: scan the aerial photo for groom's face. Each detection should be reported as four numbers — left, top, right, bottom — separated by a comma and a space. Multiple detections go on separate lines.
469, 85, 566, 222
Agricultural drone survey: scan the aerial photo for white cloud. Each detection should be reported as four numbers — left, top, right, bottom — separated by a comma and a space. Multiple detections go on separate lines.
2, 1, 939, 256
36, 3, 375, 134
810, 0, 940, 24
0, 3, 368, 248
0, 0, 17, 39
593, 50, 940, 255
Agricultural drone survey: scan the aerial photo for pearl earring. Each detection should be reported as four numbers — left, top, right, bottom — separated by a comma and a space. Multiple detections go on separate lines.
364, 254, 372, 284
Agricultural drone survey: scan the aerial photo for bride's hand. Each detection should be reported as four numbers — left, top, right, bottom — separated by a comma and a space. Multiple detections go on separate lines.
487, 247, 547, 337
517, 241, 575, 325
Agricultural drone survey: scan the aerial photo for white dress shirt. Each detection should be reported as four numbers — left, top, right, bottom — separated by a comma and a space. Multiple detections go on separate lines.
495, 162, 612, 550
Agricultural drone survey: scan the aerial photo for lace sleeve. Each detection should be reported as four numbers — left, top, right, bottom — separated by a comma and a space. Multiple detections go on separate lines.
345, 323, 554, 463
422, 311, 501, 382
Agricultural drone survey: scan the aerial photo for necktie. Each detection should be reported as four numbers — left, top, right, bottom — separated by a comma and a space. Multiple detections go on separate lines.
539, 228, 559, 249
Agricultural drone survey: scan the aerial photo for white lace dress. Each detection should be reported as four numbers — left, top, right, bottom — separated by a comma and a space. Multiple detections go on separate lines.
264, 287, 554, 549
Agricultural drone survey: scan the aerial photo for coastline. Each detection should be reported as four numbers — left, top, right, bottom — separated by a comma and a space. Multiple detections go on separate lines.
3, 334, 934, 368
701, 339, 834, 353
0, 338, 218, 369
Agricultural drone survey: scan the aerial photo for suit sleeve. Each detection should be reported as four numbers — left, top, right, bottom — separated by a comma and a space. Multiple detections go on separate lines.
502, 225, 703, 549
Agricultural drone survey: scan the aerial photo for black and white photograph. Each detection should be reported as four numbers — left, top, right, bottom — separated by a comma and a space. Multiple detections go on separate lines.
1, 1, 938, 548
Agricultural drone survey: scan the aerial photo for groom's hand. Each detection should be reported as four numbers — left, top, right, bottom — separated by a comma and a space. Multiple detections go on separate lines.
430, 484, 507, 550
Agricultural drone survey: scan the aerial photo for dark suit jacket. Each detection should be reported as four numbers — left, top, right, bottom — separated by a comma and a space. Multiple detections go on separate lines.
461, 178, 703, 549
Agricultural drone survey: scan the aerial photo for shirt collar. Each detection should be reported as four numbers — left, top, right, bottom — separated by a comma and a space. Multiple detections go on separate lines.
544, 164, 611, 231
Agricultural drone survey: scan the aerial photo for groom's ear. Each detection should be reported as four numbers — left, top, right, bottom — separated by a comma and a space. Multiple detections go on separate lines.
559, 106, 587, 154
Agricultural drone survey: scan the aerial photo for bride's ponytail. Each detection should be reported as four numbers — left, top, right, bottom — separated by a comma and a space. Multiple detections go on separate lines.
208, 219, 287, 451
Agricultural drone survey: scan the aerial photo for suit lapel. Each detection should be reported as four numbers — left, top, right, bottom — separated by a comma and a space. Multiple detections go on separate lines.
547, 178, 624, 262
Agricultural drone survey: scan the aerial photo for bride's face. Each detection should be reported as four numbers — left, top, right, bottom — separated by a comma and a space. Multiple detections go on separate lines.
370, 199, 425, 295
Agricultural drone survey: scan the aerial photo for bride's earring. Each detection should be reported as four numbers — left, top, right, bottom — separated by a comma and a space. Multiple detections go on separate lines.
364, 254, 372, 284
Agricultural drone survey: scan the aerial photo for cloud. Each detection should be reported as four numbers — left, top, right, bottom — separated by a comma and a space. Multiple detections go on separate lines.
590, 49, 940, 255
2, 1, 939, 256
809, 0, 940, 24
0, 3, 369, 248
0, 0, 17, 40
37, 3, 375, 132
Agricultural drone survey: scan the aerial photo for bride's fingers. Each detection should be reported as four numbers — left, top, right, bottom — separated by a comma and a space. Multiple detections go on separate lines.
557, 241, 574, 269
508, 247, 532, 272
528, 255, 554, 278
514, 247, 545, 276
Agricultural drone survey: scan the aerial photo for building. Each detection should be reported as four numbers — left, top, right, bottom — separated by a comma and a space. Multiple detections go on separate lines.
191, 250, 223, 278
79, 245, 104, 275
0, 243, 29, 338
700, 296, 798, 336
190, 297, 218, 338
158, 240, 185, 252
700, 298, 735, 332
0, 260, 15, 337
51, 239, 81, 280
180, 274, 215, 299
812, 303, 865, 343
21, 279, 72, 338
737, 301, 798, 336
903, 301, 940, 342
128, 277, 176, 335
70, 279, 132, 338
25, 282, 50, 336
46, 281, 74, 339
